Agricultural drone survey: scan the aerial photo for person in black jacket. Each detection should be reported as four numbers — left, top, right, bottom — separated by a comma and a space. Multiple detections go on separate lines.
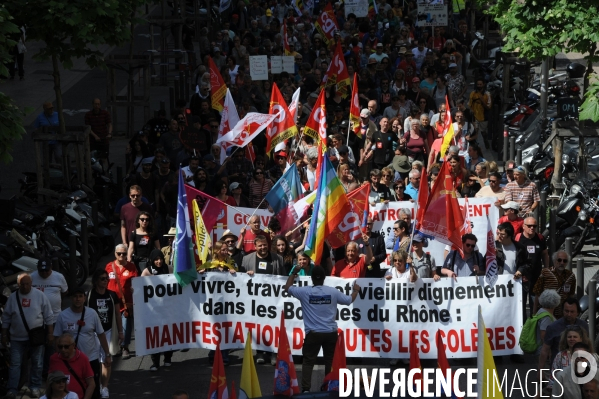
494, 222, 530, 278
357, 217, 387, 278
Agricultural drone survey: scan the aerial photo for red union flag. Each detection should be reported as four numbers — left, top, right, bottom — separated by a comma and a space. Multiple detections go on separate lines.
266, 83, 298, 156
209, 57, 227, 112
327, 183, 370, 248
216, 112, 278, 148
303, 89, 327, 147
322, 42, 350, 98
418, 160, 465, 252
315, 3, 338, 46
349, 73, 361, 137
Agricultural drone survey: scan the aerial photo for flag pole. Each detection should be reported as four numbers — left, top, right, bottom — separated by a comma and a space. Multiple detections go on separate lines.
287, 216, 312, 234
346, 121, 351, 146
290, 128, 305, 164
239, 197, 269, 232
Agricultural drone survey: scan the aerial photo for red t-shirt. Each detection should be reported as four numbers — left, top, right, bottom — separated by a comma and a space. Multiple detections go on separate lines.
498, 215, 524, 235
242, 229, 271, 254
49, 350, 94, 399
332, 257, 367, 278
106, 261, 138, 306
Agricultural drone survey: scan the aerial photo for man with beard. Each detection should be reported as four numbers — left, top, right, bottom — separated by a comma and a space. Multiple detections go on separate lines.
533, 251, 576, 319
181, 155, 200, 186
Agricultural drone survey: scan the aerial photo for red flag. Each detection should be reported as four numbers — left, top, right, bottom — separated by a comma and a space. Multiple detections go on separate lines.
441, 95, 452, 136
184, 184, 227, 234
409, 335, 422, 388
273, 312, 299, 396
314, 3, 338, 46
322, 42, 351, 98
283, 20, 291, 56
266, 83, 298, 156
349, 73, 361, 138
303, 90, 327, 149
436, 331, 464, 399
217, 112, 277, 148
415, 167, 428, 231
328, 183, 370, 248
218, 89, 240, 164
321, 331, 347, 391
209, 57, 227, 112
230, 381, 237, 399
418, 161, 465, 253
207, 343, 229, 399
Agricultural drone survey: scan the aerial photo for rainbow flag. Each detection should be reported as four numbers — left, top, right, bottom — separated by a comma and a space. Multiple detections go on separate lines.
304, 157, 351, 265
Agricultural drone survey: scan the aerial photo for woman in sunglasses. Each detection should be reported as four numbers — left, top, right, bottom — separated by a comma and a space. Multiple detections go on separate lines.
87, 269, 123, 394
248, 168, 273, 209
41, 371, 79, 399
126, 211, 160, 273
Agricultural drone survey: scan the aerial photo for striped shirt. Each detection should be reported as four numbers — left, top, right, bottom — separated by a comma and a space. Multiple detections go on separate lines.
533, 268, 575, 318
248, 179, 273, 209
503, 180, 540, 214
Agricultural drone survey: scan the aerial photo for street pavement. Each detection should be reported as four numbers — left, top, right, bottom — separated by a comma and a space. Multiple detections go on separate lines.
2, 18, 599, 398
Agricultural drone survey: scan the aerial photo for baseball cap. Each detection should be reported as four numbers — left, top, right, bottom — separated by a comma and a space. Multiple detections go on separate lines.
501, 201, 520, 211
360, 109, 371, 117
37, 258, 51, 271
277, 151, 288, 158
229, 182, 241, 191
265, 9, 272, 16
309, 92, 319, 99
376, 43, 383, 48
203, 154, 216, 162
413, 234, 425, 243
338, 145, 349, 155
47, 371, 68, 384
412, 77, 421, 83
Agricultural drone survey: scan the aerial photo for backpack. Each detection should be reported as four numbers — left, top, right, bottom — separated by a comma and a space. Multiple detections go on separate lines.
519, 311, 553, 354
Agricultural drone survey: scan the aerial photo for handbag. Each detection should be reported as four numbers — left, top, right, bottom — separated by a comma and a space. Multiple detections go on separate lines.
16, 291, 46, 346
112, 262, 133, 318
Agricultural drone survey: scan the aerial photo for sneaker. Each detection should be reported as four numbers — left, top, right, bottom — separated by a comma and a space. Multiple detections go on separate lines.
389, 359, 398, 366
256, 353, 265, 364
150, 365, 158, 372
163, 361, 172, 367
30, 388, 41, 398
101, 387, 110, 398
122, 348, 131, 359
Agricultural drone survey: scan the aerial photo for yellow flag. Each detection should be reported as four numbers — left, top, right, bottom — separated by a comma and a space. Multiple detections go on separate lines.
477, 305, 505, 399
192, 200, 210, 267
239, 332, 262, 399
440, 122, 455, 159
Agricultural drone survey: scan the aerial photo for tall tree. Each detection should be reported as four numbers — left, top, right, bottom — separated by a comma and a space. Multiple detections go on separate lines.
5, 0, 137, 134
0, 6, 28, 163
483, 0, 599, 121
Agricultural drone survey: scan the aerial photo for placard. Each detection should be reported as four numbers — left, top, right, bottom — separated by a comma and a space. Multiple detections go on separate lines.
271, 56, 283, 74
282, 56, 295, 73
345, 0, 368, 17
557, 97, 579, 119
416, 4, 448, 27
249, 55, 268, 81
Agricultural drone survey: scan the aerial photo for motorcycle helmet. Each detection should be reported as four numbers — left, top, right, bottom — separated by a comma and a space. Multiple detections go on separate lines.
566, 62, 585, 79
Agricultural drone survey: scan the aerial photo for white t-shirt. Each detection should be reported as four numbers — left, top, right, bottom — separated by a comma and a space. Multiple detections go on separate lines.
412, 47, 427, 70
31, 271, 68, 324
385, 268, 411, 279
41, 393, 78, 399
54, 307, 105, 361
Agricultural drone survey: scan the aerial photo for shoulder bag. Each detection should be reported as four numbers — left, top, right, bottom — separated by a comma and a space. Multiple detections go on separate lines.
16, 291, 46, 346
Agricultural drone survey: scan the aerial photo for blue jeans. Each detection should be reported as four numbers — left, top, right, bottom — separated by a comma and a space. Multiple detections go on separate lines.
122, 314, 134, 347
8, 340, 44, 393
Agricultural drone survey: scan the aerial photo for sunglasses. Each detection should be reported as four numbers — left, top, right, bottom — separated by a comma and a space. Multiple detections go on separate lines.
224, 240, 235, 244
557, 258, 568, 263
255, 171, 264, 175
464, 243, 475, 248
525, 224, 537, 228
211, 125, 219, 128
395, 186, 404, 190
393, 227, 400, 231
130, 194, 140, 198
116, 252, 126, 256
139, 218, 149, 222
57, 344, 73, 349
489, 180, 498, 183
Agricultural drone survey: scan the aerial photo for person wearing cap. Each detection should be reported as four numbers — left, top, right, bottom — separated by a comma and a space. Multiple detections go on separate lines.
220, 230, 243, 267
54, 287, 111, 399
228, 181, 249, 207
31, 258, 69, 377
331, 233, 373, 279
411, 234, 439, 280
369, 43, 388, 63
283, 265, 360, 392
503, 165, 540, 216
446, 62, 466, 102
161, 227, 177, 268
268, 150, 288, 183
42, 370, 79, 399
2, 273, 54, 399
498, 201, 525, 235
502, 159, 516, 186
49, 334, 96, 399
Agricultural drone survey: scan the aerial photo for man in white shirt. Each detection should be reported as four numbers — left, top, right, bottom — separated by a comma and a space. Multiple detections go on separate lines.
181, 155, 200, 186
412, 40, 427, 71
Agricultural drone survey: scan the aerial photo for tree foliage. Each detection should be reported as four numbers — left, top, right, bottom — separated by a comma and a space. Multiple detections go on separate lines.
0, 6, 28, 163
580, 75, 599, 122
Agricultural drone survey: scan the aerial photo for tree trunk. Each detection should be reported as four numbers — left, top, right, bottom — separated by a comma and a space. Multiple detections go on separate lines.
127, 8, 136, 138
52, 53, 66, 135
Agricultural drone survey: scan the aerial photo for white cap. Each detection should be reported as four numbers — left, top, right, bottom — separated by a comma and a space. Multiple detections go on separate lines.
501, 201, 520, 211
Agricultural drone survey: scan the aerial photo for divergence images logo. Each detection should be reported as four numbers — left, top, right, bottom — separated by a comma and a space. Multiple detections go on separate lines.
571, 350, 598, 384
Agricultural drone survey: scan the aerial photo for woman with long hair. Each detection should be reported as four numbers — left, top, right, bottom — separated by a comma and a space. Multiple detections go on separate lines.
41, 371, 78, 399
391, 69, 408, 92
447, 154, 467, 190
549, 325, 595, 389
126, 211, 160, 273
338, 163, 359, 192
368, 169, 392, 205
214, 179, 237, 206
272, 235, 295, 274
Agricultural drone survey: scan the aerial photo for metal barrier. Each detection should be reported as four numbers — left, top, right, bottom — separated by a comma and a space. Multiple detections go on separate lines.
550, 208, 556, 255
577, 258, 584, 299
590, 278, 596, 345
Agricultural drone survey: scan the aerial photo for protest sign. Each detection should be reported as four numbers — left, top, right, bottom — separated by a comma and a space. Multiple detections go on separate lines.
416, 3, 448, 26
134, 274, 523, 358
249, 55, 268, 80
345, 0, 368, 17
271, 56, 283, 74
282, 56, 295, 73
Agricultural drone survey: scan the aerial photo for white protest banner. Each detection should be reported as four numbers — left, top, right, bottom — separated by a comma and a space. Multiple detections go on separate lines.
368, 197, 500, 267
249, 55, 268, 80
134, 274, 522, 358
271, 56, 283, 74
282, 56, 295, 73
416, 3, 448, 26
345, 0, 368, 17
